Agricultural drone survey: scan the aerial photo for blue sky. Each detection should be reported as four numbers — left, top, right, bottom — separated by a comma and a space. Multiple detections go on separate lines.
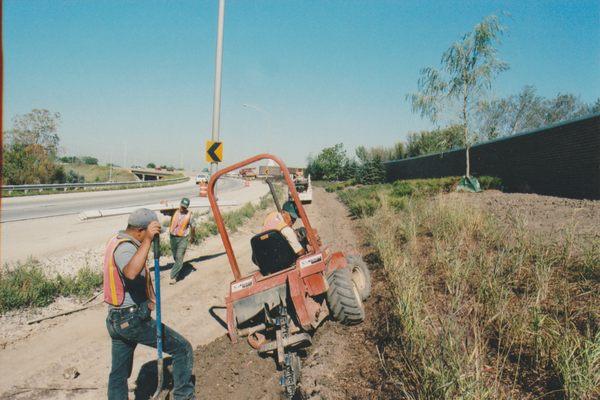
4, 0, 599, 169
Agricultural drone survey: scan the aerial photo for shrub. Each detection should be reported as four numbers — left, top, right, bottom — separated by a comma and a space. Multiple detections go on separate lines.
81, 156, 98, 165
59, 156, 81, 163
0, 261, 60, 312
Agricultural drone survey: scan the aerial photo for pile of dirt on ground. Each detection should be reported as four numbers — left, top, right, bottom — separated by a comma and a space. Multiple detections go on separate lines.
194, 335, 282, 400
451, 190, 600, 238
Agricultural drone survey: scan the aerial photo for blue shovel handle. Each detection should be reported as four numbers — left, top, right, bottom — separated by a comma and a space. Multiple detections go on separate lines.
152, 235, 164, 399
153, 236, 163, 358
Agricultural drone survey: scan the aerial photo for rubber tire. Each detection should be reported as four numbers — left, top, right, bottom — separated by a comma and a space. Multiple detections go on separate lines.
347, 255, 372, 301
326, 267, 365, 325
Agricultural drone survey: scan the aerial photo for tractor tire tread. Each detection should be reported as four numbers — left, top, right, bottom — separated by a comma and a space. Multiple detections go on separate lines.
326, 267, 365, 325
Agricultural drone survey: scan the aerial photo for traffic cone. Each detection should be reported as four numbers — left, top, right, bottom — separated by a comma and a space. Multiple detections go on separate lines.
199, 182, 208, 197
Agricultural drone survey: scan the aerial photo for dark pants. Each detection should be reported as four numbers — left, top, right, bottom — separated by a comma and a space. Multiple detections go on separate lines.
106, 304, 195, 400
170, 235, 189, 280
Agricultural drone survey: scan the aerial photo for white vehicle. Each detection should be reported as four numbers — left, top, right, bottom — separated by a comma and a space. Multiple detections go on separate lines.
290, 175, 312, 204
195, 173, 210, 184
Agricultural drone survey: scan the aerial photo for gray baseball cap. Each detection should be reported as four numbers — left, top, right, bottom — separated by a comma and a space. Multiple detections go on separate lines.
128, 208, 159, 229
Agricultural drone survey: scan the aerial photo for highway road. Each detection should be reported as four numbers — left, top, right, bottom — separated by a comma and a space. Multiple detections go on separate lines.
1, 177, 241, 223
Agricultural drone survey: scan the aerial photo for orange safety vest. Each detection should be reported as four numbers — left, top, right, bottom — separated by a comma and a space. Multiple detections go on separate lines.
169, 210, 192, 237
103, 235, 155, 306
262, 211, 288, 232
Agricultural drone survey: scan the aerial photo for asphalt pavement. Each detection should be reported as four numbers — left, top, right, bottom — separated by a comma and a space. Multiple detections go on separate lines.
1, 178, 241, 223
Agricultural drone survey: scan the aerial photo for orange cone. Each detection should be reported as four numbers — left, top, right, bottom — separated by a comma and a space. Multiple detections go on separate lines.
199, 182, 208, 197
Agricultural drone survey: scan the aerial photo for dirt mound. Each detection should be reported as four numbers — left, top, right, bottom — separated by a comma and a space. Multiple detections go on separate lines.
451, 190, 600, 238
194, 335, 282, 400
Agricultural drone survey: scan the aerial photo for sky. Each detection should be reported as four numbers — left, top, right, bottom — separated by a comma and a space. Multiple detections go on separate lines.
3, 0, 599, 170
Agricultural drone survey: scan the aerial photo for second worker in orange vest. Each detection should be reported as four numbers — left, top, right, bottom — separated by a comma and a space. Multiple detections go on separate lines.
169, 197, 196, 284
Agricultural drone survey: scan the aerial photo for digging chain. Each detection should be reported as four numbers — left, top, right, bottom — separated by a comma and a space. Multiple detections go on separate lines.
279, 306, 297, 399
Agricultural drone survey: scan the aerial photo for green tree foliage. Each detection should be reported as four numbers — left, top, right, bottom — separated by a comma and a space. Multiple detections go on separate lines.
306, 143, 385, 184
81, 156, 98, 165
59, 156, 81, 164
2, 110, 67, 185
66, 170, 85, 183
146, 162, 156, 169
6, 109, 62, 155
480, 86, 599, 140
406, 125, 465, 157
306, 143, 355, 181
408, 15, 508, 176
2, 144, 66, 185
356, 142, 406, 162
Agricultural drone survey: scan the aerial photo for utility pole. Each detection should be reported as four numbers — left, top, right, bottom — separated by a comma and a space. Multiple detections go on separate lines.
210, 0, 226, 175
123, 141, 127, 169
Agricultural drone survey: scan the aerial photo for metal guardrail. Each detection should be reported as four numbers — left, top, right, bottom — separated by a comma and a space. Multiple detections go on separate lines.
2, 177, 189, 194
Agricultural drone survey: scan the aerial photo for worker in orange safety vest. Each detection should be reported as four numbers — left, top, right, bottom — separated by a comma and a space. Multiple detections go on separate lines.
168, 197, 195, 284
103, 208, 195, 400
262, 200, 307, 256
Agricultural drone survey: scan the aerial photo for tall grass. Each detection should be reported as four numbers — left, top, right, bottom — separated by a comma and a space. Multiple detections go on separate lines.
0, 259, 102, 313
335, 176, 502, 218
358, 191, 599, 399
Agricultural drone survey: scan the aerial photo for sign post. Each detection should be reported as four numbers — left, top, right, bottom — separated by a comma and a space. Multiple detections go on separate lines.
210, 0, 226, 174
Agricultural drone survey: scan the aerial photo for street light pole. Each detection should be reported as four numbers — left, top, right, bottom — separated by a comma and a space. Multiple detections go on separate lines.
210, 0, 226, 174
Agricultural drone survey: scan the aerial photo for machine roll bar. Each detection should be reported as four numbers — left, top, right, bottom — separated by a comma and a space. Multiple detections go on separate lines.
207, 154, 320, 282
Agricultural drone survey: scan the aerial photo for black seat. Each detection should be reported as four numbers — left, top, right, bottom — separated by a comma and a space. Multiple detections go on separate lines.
251, 229, 298, 275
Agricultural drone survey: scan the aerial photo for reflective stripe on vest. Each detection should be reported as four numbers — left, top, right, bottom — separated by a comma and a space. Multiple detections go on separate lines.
262, 211, 288, 232
169, 210, 192, 236
102, 235, 156, 306
103, 236, 130, 306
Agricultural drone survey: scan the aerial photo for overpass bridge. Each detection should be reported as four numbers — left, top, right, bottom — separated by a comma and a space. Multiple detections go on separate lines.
130, 167, 178, 181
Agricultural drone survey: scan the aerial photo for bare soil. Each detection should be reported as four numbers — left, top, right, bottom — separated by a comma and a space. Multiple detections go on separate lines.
188, 187, 381, 400
450, 190, 600, 239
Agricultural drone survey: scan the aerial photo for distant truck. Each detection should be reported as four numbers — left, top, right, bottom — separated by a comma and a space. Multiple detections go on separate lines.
195, 172, 210, 184
290, 174, 312, 204
239, 167, 257, 179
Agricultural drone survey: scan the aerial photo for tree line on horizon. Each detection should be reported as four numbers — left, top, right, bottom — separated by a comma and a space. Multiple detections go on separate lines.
1, 109, 181, 185
308, 14, 599, 183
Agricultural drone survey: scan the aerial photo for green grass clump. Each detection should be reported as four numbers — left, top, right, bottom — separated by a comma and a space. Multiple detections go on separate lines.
0, 260, 102, 313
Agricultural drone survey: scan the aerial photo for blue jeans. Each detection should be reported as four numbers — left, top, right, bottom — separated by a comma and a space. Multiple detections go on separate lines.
106, 304, 195, 400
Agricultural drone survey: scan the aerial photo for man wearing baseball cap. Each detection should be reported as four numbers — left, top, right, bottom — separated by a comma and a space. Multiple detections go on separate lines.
168, 197, 196, 284
103, 208, 195, 400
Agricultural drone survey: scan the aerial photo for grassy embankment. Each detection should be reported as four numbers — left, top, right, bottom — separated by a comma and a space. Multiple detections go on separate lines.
65, 163, 137, 182
0, 188, 279, 313
328, 177, 599, 399
4, 164, 186, 197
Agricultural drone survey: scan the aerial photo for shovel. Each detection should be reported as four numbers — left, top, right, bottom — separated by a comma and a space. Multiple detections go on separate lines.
152, 235, 166, 399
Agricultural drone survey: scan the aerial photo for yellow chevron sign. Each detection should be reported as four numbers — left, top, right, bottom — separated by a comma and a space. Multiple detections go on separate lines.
205, 141, 223, 163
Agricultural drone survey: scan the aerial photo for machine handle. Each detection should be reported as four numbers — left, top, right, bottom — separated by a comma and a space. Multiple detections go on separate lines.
266, 178, 282, 213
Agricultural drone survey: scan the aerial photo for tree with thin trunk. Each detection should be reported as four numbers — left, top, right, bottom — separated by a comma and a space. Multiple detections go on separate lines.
408, 15, 508, 177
